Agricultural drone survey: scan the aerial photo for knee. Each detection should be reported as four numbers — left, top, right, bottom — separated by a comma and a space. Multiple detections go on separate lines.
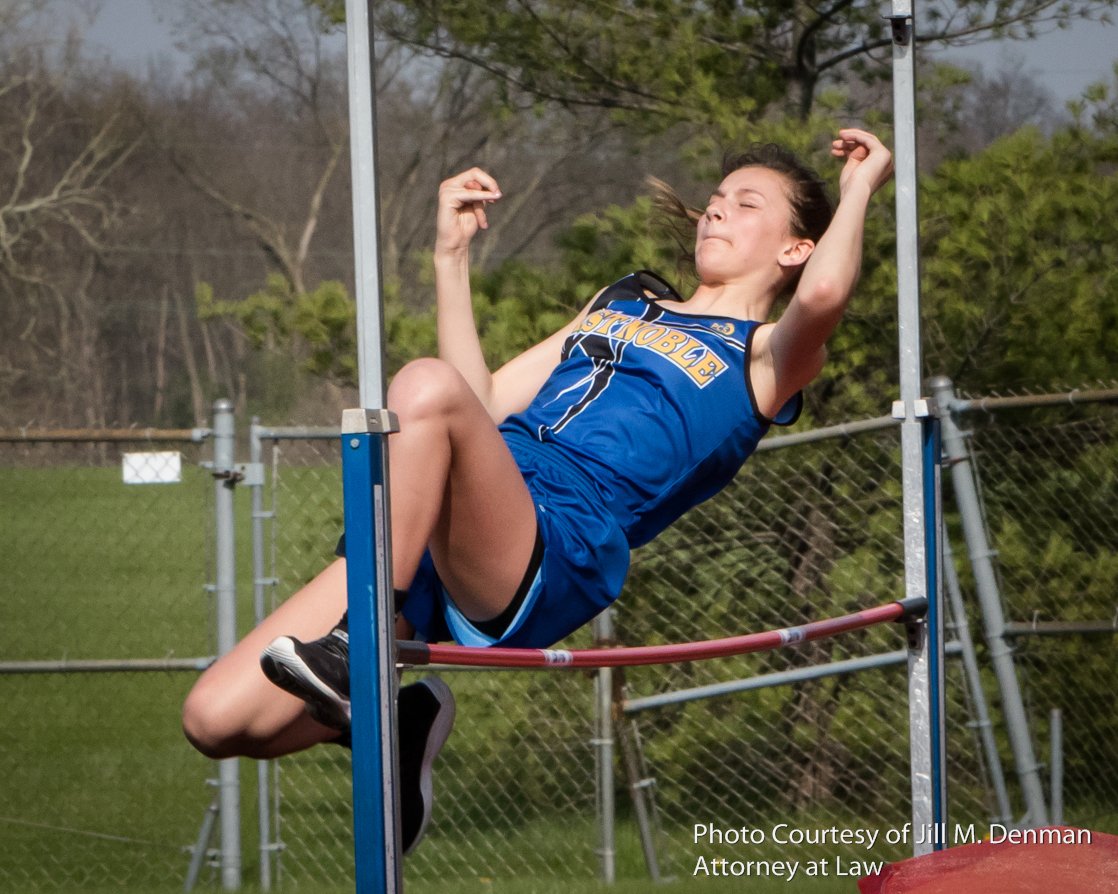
388, 358, 472, 425
182, 678, 244, 760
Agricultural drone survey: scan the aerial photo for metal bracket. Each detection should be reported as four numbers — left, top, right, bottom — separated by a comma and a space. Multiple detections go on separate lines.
886, 14, 912, 47
341, 408, 400, 435
891, 397, 937, 420
202, 462, 264, 487
904, 615, 926, 651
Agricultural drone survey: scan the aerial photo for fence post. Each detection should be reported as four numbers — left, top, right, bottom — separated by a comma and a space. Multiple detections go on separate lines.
929, 376, 1049, 826
249, 420, 274, 889
212, 398, 243, 889
1050, 708, 1064, 825
942, 534, 1012, 825
593, 609, 616, 883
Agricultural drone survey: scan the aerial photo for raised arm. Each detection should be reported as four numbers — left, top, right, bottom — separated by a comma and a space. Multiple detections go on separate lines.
760, 129, 894, 403
433, 167, 503, 403
432, 167, 588, 423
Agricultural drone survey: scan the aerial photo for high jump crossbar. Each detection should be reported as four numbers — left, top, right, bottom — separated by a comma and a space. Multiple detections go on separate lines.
397, 598, 927, 669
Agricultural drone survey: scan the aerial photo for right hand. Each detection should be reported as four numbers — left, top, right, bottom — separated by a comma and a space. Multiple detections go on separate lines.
831, 129, 893, 200
435, 167, 503, 256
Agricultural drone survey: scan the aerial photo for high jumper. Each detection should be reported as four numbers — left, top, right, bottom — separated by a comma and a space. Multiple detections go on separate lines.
182, 129, 894, 855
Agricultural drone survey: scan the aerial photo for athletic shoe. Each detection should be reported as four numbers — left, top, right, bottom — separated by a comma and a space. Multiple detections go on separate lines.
398, 677, 455, 855
260, 624, 351, 733
260, 630, 454, 855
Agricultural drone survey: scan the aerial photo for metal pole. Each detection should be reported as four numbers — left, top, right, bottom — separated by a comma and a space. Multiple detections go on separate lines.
890, 0, 947, 854
0, 658, 213, 673
184, 797, 220, 892
250, 420, 274, 890
592, 610, 616, 883
212, 398, 242, 889
1050, 708, 1064, 825
942, 534, 1012, 824
930, 375, 1049, 825
344, 0, 401, 887
346, 0, 387, 407
342, 410, 401, 893
623, 643, 962, 714
617, 715, 662, 883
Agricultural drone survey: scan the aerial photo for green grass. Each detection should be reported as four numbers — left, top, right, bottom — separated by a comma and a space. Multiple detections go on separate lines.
0, 465, 219, 659
0, 465, 252, 891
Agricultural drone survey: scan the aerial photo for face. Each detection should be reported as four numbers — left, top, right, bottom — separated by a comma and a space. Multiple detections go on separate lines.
695, 166, 807, 285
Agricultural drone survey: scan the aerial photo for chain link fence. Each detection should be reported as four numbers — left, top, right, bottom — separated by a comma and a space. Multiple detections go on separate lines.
613, 416, 988, 877
1, 386, 1115, 891
946, 385, 1118, 831
0, 430, 220, 892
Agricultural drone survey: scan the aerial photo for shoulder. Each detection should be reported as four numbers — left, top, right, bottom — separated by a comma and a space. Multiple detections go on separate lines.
749, 322, 823, 420
590, 270, 681, 312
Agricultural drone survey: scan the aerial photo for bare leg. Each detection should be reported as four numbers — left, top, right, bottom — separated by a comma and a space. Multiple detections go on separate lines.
182, 559, 421, 759
183, 559, 347, 758
386, 358, 539, 618
184, 358, 538, 758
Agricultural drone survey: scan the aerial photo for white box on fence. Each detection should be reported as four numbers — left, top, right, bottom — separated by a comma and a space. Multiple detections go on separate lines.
122, 451, 182, 484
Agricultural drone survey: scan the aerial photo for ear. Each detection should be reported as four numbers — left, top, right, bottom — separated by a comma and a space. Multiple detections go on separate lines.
777, 237, 815, 269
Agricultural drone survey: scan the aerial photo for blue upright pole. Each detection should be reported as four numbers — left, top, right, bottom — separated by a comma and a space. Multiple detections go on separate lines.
343, 0, 402, 889
922, 414, 948, 836
342, 410, 400, 893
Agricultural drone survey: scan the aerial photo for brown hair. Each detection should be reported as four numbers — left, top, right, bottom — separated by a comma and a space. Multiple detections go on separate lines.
650, 143, 834, 290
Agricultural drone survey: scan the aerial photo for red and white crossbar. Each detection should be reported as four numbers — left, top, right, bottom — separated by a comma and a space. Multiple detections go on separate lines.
397, 597, 927, 669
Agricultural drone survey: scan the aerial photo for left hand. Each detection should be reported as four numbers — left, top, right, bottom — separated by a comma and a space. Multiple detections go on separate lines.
831, 129, 894, 199
434, 167, 503, 257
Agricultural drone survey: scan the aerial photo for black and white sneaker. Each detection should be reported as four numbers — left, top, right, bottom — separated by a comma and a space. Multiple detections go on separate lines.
260, 623, 351, 733
260, 628, 454, 855
398, 678, 455, 855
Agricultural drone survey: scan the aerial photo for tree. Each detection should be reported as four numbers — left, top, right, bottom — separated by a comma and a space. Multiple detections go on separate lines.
361, 0, 1116, 127
0, 33, 143, 425
913, 57, 1061, 170
160, 0, 350, 298
163, 0, 691, 404
914, 87, 1118, 389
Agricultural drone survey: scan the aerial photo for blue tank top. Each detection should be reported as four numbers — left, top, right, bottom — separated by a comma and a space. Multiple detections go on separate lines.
500, 271, 801, 549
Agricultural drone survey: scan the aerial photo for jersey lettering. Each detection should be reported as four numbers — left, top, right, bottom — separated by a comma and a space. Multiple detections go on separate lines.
572, 309, 728, 388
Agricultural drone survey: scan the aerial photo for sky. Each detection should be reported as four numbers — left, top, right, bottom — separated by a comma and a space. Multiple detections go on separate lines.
74, 0, 1118, 107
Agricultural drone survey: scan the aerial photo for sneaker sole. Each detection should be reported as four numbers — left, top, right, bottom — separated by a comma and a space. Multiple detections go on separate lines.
404, 677, 456, 856
260, 636, 351, 732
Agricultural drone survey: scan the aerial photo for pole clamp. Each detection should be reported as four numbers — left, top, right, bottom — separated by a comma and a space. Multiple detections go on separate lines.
886, 14, 913, 47
891, 397, 937, 421
904, 614, 926, 651
896, 596, 929, 620
202, 462, 264, 486
341, 408, 400, 435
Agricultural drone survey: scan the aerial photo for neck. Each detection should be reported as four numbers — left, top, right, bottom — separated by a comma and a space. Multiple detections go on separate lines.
687, 276, 779, 321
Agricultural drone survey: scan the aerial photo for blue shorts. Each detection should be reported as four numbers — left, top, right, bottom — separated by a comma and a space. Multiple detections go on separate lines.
342, 433, 630, 649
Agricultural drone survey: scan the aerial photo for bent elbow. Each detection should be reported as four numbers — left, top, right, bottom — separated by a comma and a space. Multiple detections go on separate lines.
796, 279, 851, 316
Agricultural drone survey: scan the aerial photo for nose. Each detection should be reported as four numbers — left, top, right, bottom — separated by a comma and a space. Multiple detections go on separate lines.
705, 199, 725, 222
